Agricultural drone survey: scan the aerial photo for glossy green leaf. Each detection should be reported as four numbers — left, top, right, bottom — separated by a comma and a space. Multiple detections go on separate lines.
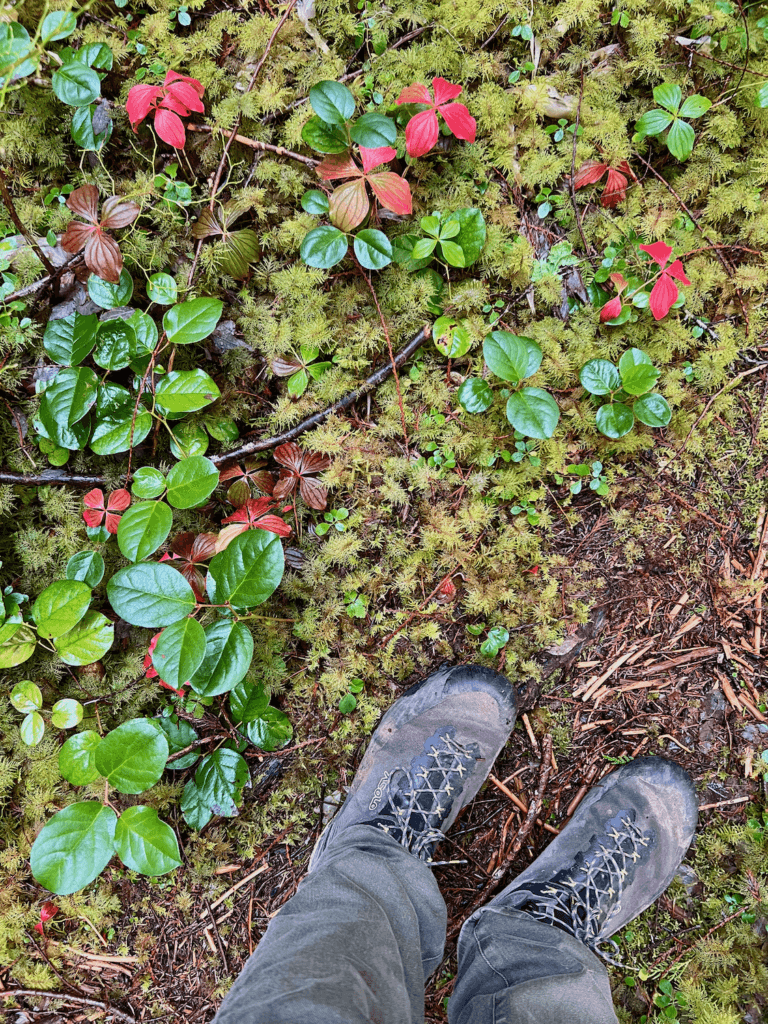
76, 42, 113, 70
242, 706, 293, 751
43, 312, 98, 366
59, 730, 103, 785
755, 82, 768, 108
206, 530, 284, 610
35, 366, 99, 445
458, 377, 493, 414
117, 501, 173, 562
635, 108, 674, 136
187, 748, 249, 821
309, 80, 355, 124
66, 550, 105, 587
439, 240, 465, 267
300, 116, 349, 153
580, 359, 622, 395
169, 419, 209, 458
229, 678, 269, 723
301, 225, 348, 269
52, 62, 100, 106
51, 698, 83, 729
132, 466, 166, 499
148, 716, 199, 769
71, 103, 112, 152
30, 802, 117, 894
163, 297, 223, 345
189, 619, 254, 697
90, 382, 152, 456
87, 269, 133, 308
350, 112, 397, 148
93, 319, 134, 371
114, 805, 181, 875
433, 317, 471, 358
10, 680, 43, 713
20, 711, 45, 745
32, 580, 91, 640
107, 563, 196, 627
679, 94, 711, 118
411, 237, 436, 260
165, 455, 219, 509
152, 617, 207, 688
154, 369, 221, 415
287, 368, 309, 397
41, 11, 78, 41
633, 393, 672, 427
0, 23, 37, 85
653, 83, 682, 113
666, 117, 695, 161
180, 778, 213, 829
596, 401, 635, 438
505, 387, 560, 439
127, 310, 158, 359
147, 272, 178, 305
301, 189, 330, 214
353, 228, 392, 270
53, 611, 114, 666
618, 348, 660, 395
483, 331, 542, 383
94, 718, 169, 794
0, 625, 36, 668
451, 208, 486, 266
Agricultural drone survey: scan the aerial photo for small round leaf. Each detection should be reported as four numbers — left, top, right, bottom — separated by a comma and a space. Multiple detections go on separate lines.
301, 189, 330, 214
131, 466, 166, 499
596, 401, 635, 438
505, 387, 560, 439
151, 617, 207, 689
11, 680, 43, 713
165, 455, 219, 509
59, 730, 102, 785
114, 805, 182, 875
309, 80, 355, 124
51, 698, 84, 729
53, 611, 114, 666
458, 377, 493, 414
107, 563, 196, 627
300, 225, 348, 269
353, 229, 392, 270
66, 551, 105, 587
580, 359, 622, 395
634, 393, 672, 427
94, 718, 169, 794
147, 272, 178, 305
20, 711, 45, 746
117, 501, 173, 562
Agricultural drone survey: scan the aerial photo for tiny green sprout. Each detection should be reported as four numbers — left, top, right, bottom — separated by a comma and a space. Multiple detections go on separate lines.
634, 84, 712, 161
508, 61, 535, 84
611, 8, 630, 26
544, 118, 583, 143
511, 21, 533, 40
480, 626, 509, 656
316, 508, 349, 535
482, 298, 505, 325
423, 443, 457, 474
510, 500, 539, 526
170, 4, 191, 26
566, 461, 609, 496
344, 590, 369, 619
466, 622, 486, 636
535, 186, 553, 218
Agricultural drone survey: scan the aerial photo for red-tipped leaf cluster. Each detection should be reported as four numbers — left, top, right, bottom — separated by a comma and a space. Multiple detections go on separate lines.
60, 186, 140, 283
640, 241, 691, 320
396, 77, 476, 158
273, 442, 331, 510
316, 148, 412, 232
82, 488, 131, 533
126, 70, 205, 149
34, 902, 59, 935
573, 159, 636, 208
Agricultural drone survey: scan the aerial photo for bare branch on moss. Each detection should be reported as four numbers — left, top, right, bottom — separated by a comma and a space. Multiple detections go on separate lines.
0, 989, 136, 1024
186, 124, 317, 167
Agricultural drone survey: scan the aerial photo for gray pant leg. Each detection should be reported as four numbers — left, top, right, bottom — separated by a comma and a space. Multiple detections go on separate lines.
212, 824, 447, 1024
448, 906, 620, 1024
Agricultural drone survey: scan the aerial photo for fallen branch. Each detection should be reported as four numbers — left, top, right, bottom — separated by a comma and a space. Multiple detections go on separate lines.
187, 123, 317, 167
0, 324, 430, 487
0, 989, 136, 1024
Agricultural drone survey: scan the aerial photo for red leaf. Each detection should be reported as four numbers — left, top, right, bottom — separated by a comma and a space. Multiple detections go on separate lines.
153, 107, 187, 148
60, 221, 97, 255
404, 108, 439, 158
253, 515, 292, 536
573, 160, 608, 190
191, 533, 218, 561
316, 153, 362, 181
639, 241, 672, 269
665, 259, 690, 285
599, 296, 622, 322
272, 356, 303, 376
181, 563, 206, 600
104, 511, 122, 534
250, 470, 275, 495
272, 476, 297, 501
300, 451, 331, 474
273, 442, 304, 473
396, 82, 433, 105
107, 489, 131, 512
359, 145, 397, 173
215, 523, 249, 552
432, 77, 463, 105
83, 488, 105, 511
367, 171, 412, 215
617, 160, 637, 182
66, 185, 99, 224
84, 231, 123, 283
100, 197, 140, 230
648, 272, 678, 320
609, 272, 628, 294
601, 168, 628, 208
218, 465, 244, 482
329, 179, 369, 232
126, 84, 163, 127
299, 475, 327, 510
438, 102, 476, 143
164, 70, 205, 98
158, 91, 194, 117
170, 531, 196, 560
164, 79, 205, 114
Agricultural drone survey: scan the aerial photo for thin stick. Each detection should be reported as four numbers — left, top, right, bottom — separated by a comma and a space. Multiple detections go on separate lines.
187, 124, 317, 167
0, 989, 136, 1023
0, 167, 56, 276
698, 795, 751, 811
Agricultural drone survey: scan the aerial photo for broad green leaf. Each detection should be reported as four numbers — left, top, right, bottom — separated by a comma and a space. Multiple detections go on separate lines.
229, 678, 269, 723
451, 208, 486, 266
180, 778, 213, 829
31, 802, 117, 894
132, 466, 166, 499
301, 225, 348, 269
127, 310, 158, 358
155, 369, 221, 415
117, 501, 173, 562
300, 116, 349, 153
440, 240, 465, 267
301, 189, 330, 214
392, 234, 433, 270
579, 359, 622, 395
206, 530, 284, 609
87, 269, 133, 308
634, 393, 672, 427
165, 455, 219, 509
666, 117, 695, 161
52, 62, 100, 106
59, 730, 102, 785
51, 698, 83, 729
76, 42, 113, 70
114, 805, 181, 875
190, 747, 249, 819
411, 238, 436, 260
653, 83, 682, 113
152, 617, 207, 688
90, 383, 152, 455
309, 80, 355, 124
0, 23, 37, 85
353, 228, 392, 270
41, 11, 77, 41
94, 718, 169, 794
618, 348, 660, 395
20, 711, 45, 745
169, 420, 209, 459
10, 680, 43, 713
679, 94, 711, 118
163, 297, 223, 346
43, 312, 98, 365
66, 551, 105, 587
35, 366, 99, 449
350, 111, 397, 148
0, 625, 36, 668
433, 317, 471, 358
287, 368, 309, 397
71, 103, 112, 152
635, 108, 674, 136
147, 272, 178, 305
242, 706, 293, 751
458, 377, 494, 414
189, 619, 254, 696
54, 611, 114, 666
483, 331, 542, 383
506, 387, 560, 439
596, 401, 635, 438
32, 580, 91, 639
107, 563, 196, 627
148, 716, 199, 769
93, 320, 134, 371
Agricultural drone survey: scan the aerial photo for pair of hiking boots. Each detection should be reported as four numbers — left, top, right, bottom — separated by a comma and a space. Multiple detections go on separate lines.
309, 663, 698, 962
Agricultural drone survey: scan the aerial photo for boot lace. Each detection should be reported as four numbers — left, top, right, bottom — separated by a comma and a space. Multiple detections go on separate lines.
362, 726, 480, 864
517, 810, 656, 966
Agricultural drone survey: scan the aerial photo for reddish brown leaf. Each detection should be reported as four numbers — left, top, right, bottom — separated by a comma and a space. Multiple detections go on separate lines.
60, 221, 97, 254
107, 489, 131, 512
366, 172, 412, 216
171, 532, 196, 560
329, 179, 369, 232
299, 476, 327, 510
316, 153, 363, 181
300, 451, 331, 474
273, 442, 304, 473
227, 479, 251, 507
66, 185, 100, 224
273, 476, 297, 501
250, 470, 275, 495
219, 465, 244, 483
572, 160, 608, 190
254, 515, 292, 537
100, 196, 140, 230
272, 356, 304, 376
215, 523, 248, 553
181, 562, 206, 600
601, 169, 628, 208
84, 231, 123, 283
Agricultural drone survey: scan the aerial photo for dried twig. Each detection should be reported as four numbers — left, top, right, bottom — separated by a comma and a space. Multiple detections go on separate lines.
0, 167, 56, 276
0, 989, 136, 1023
187, 124, 317, 167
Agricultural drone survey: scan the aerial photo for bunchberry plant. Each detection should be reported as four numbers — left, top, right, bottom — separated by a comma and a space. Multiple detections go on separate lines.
315, 508, 349, 535
272, 343, 333, 398
545, 117, 583, 143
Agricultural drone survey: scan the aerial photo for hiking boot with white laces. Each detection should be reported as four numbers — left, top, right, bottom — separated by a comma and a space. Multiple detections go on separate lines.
308, 663, 517, 872
485, 756, 698, 963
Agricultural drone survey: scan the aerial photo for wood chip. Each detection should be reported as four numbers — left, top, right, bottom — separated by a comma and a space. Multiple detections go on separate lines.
698, 795, 751, 811
669, 614, 702, 644
669, 591, 690, 619
521, 713, 539, 754
636, 646, 719, 676
579, 647, 637, 702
